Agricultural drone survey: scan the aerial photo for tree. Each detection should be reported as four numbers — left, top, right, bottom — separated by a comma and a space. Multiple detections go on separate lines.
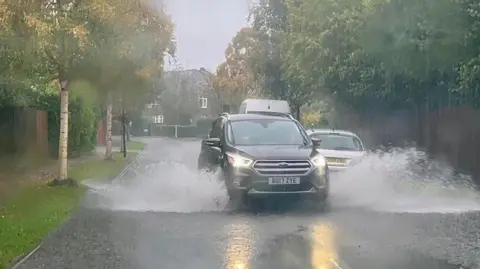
270, 0, 471, 113
249, 0, 287, 94
213, 27, 264, 107
2, 0, 175, 183
80, 0, 174, 160
249, 0, 313, 117
14, 0, 97, 184
242, 0, 480, 182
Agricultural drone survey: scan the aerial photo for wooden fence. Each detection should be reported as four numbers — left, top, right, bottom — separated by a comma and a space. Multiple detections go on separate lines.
0, 107, 49, 157
334, 105, 480, 184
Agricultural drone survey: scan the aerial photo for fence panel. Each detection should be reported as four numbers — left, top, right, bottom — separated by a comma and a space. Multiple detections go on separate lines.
0, 107, 48, 156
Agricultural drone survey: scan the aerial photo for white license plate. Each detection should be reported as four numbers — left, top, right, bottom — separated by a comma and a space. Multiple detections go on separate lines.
268, 177, 300, 185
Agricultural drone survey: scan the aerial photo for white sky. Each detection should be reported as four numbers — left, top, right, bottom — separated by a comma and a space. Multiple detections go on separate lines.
163, 0, 250, 72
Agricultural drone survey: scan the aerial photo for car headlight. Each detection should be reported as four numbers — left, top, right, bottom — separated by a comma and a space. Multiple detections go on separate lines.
311, 154, 327, 168
226, 153, 253, 168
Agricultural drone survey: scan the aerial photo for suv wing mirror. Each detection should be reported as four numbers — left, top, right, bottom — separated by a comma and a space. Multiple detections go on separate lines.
311, 138, 322, 147
205, 137, 221, 147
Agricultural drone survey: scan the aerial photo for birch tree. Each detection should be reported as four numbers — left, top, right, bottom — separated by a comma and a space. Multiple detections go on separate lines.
6, 0, 174, 181
18, 0, 93, 184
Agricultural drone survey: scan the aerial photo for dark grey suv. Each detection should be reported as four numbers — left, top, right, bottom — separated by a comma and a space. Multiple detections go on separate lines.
197, 113, 330, 205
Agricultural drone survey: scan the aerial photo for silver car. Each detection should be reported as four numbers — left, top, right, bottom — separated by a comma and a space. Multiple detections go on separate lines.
307, 129, 365, 172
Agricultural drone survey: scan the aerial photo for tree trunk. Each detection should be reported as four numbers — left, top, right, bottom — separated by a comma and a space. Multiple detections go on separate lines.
126, 123, 130, 141
294, 104, 301, 123
58, 84, 69, 180
105, 92, 113, 160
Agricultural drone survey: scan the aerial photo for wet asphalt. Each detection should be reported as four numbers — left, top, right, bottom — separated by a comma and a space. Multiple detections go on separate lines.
14, 138, 480, 269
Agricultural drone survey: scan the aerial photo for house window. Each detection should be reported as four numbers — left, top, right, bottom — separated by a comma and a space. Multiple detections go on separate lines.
146, 101, 159, 109
153, 115, 164, 124
199, 97, 207, 108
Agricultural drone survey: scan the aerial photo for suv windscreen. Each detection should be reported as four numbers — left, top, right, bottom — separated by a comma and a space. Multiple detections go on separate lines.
310, 133, 363, 151
228, 119, 306, 145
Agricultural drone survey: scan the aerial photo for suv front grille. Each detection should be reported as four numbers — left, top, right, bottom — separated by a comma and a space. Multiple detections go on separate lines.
253, 160, 311, 175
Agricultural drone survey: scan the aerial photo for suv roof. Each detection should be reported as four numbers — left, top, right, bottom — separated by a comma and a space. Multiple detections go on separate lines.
220, 113, 294, 122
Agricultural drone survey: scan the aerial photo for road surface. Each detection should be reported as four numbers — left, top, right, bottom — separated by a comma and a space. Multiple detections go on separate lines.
14, 138, 480, 269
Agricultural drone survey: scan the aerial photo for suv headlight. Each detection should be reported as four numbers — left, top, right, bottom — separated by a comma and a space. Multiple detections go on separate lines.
311, 154, 327, 168
311, 155, 327, 175
226, 153, 253, 168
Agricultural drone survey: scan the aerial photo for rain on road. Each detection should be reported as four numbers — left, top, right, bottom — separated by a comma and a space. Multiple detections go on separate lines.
13, 138, 480, 269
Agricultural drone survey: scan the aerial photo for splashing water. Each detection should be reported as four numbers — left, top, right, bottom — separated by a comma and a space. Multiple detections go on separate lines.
330, 147, 480, 213
83, 140, 480, 214
83, 160, 229, 213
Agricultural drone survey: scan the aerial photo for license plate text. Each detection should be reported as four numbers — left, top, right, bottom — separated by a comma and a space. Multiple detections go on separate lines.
268, 177, 300, 185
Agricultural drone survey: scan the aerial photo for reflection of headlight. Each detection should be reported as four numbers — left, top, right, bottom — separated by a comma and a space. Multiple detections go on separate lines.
311, 154, 327, 168
226, 153, 253, 167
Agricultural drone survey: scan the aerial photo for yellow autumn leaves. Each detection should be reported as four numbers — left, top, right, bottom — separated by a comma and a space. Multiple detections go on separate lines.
214, 27, 263, 107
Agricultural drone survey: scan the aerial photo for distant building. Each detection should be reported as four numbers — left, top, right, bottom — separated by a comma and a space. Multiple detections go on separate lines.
143, 68, 221, 125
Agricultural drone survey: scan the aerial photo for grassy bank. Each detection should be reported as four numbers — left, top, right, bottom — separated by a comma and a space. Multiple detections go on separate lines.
126, 141, 146, 151
111, 140, 147, 151
0, 152, 137, 269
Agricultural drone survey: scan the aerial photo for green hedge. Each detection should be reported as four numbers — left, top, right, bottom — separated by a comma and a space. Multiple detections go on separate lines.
150, 124, 176, 137
37, 93, 99, 158
131, 115, 152, 136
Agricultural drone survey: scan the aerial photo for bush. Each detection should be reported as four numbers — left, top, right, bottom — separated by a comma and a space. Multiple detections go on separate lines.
130, 115, 148, 136
177, 126, 196, 137
37, 93, 99, 158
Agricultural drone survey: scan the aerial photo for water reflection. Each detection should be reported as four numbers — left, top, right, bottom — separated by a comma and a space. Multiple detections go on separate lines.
222, 220, 340, 269
310, 222, 338, 269
260, 221, 340, 269
224, 221, 253, 269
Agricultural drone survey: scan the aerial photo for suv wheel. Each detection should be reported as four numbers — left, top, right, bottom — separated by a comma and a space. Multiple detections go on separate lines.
223, 173, 248, 208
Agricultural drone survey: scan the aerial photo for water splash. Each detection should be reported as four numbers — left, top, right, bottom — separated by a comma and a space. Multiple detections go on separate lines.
330, 147, 480, 213
83, 159, 229, 213
83, 141, 480, 214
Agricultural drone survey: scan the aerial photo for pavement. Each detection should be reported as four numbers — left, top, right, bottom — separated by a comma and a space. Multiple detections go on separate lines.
13, 137, 480, 269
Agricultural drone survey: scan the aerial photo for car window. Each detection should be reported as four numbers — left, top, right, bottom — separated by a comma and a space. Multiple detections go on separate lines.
310, 133, 363, 151
209, 119, 221, 138
229, 119, 306, 145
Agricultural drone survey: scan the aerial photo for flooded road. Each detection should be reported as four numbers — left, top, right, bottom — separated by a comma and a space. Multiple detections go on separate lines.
15, 138, 480, 269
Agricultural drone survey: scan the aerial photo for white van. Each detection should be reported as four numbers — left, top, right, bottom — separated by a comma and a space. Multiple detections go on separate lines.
238, 99, 291, 116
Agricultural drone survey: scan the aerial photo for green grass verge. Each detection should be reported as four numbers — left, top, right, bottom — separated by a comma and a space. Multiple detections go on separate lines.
111, 140, 146, 151
126, 141, 146, 151
0, 152, 137, 269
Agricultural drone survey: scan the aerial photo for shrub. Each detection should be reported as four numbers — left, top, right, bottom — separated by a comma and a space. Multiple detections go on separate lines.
37, 93, 99, 158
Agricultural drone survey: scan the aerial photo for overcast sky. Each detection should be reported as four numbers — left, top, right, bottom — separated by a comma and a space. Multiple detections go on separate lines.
163, 0, 250, 72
